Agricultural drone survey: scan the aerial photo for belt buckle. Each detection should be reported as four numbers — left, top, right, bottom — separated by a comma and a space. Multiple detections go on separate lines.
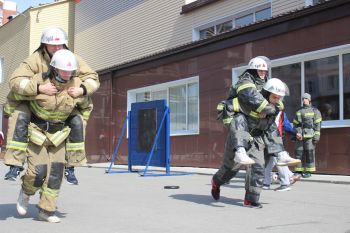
45, 122, 50, 132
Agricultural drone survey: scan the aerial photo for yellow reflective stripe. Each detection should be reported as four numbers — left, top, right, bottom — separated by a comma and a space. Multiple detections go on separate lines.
256, 99, 268, 113
249, 111, 259, 118
305, 167, 316, 172
223, 117, 232, 124
294, 167, 304, 172
217, 103, 224, 111
28, 129, 46, 145
13, 93, 26, 101
66, 142, 85, 151
81, 111, 90, 120
30, 101, 68, 120
48, 127, 70, 147
293, 120, 299, 124
237, 83, 256, 93
232, 98, 240, 112
303, 134, 314, 138
314, 118, 322, 124
4, 105, 15, 115
305, 112, 315, 116
278, 100, 284, 110
296, 112, 301, 116
6, 140, 28, 151
41, 185, 60, 198
314, 131, 320, 135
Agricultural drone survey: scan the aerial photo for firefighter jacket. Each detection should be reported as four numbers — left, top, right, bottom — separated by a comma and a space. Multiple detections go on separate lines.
226, 71, 284, 154
217, 71, 277, 125
293, 104, 322, 141
5, 48, 99, 115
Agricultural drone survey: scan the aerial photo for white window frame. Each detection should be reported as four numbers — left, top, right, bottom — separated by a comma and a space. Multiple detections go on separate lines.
193, 2, 271, 41
127, 76, 200, 136
232, 44, 350, 129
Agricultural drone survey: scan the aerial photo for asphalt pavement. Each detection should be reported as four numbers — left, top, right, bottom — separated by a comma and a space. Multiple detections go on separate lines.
1, 161, 350, 233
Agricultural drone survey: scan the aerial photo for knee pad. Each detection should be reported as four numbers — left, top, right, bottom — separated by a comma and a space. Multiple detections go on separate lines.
66, 115, 84, 142
13, 112, 30, 142
48, 162, 65, 189
34, 164, 48, 187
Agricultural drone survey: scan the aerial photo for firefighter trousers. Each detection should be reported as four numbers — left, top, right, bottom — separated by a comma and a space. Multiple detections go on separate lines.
294, 138, 316, 172
213, 132, 265, 203
22, 141, 66, 214
4, 103, 30, 168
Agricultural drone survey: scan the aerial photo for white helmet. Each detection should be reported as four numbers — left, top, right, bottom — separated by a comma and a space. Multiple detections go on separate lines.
50, 49, 78, 71
263, 78, 289, 96
41, 27, 68, 45
248, 57, 268, 71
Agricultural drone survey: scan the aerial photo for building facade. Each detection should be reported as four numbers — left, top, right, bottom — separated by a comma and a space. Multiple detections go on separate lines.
74, 0, 350, 175
0, 0, 17, 26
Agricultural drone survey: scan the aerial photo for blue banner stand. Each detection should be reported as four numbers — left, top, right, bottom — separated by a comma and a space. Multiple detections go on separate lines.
105, 100, 192, 177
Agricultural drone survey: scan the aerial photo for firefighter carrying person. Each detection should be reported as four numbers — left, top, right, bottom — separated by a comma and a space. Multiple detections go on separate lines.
293, 93, 322, 178
15, 49, 93, 223
216, 57, 300, 166
3, 27, 99, 185
212, 57, 300, 208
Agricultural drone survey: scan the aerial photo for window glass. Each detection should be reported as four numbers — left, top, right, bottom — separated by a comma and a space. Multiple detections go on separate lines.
271, 63, 301, 121
343, 54, 350, 119
255, 8, 271, 21
188, 83, 198, 130
235, 13, 253, 27
169, 85, 187, 132
151, 90, 167, 102
305, 56, 339, 120
216, 21, 232, 34
136, 92, 150, 102
199, 26, 215, 39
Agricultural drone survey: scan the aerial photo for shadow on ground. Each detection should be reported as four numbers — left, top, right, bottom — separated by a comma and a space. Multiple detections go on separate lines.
0, 203, 66, 221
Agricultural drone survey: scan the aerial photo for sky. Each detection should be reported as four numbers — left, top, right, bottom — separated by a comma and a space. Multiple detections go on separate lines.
10, 0, 55, 13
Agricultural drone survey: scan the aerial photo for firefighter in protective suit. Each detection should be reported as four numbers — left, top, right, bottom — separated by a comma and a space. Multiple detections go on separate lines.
16, 49, 93, 223
211, 57, 299, 208
4, 27, 99, 184
293, 93, 322, 178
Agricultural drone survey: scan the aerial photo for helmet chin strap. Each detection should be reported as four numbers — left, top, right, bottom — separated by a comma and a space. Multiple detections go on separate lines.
55, 74, 68, 83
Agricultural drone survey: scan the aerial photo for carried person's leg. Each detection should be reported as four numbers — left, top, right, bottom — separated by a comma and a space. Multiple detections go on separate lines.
65, 114, 86, 185
4, 103, 31, 180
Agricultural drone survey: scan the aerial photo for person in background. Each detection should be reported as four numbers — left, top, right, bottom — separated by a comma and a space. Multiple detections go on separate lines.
293, 93, 322, 178
263, 111, 301, 191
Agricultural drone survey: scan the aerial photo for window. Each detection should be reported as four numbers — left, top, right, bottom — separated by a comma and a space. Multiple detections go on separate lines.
128, 76, 199, 135
232, 44, 350, 128
271, 63, 302, 121
194, 3, 271, 41
235, 14, 253, 28
305, 0, 326, 6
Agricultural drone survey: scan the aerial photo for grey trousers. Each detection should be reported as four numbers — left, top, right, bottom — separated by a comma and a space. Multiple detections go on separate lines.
213, 133, 265, 203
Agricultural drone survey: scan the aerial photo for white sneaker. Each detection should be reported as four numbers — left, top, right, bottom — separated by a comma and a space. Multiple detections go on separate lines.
17, 189, 30, 216
38, 211, 61, 223
276, 151, 301, 166
234, 147, 255, 165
